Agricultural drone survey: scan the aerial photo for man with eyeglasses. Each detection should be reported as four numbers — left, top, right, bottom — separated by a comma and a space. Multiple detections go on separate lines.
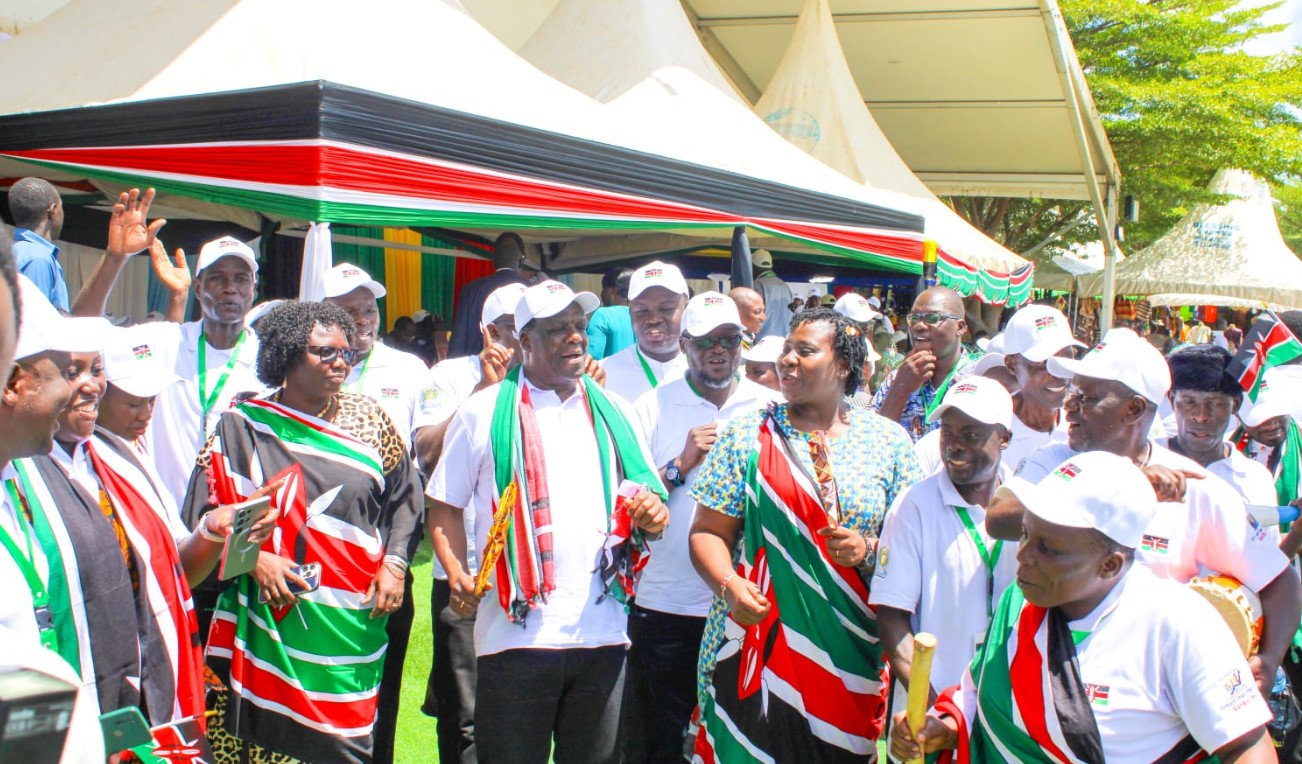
988, 327, 1302, 699
872, 286, 974, 441
626, 292, 781, 762
601, 261, 690, 402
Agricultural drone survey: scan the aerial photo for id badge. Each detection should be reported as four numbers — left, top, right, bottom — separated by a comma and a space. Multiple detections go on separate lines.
34, 605, 57, 650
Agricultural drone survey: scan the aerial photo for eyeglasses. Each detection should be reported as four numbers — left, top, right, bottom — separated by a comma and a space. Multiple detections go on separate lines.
907, 312, 963, 326
685, 334, 743, 351
307, 346, 361, 366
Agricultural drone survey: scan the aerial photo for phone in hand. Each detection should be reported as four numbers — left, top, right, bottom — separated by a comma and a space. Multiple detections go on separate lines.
217, 494, 273, 581
259, 562, 322, 603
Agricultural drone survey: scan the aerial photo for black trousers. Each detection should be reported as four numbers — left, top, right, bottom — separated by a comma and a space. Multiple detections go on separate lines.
622, 605, 707, 763
371, 570, 415, 764
476, 645, 627, 764
422, 578, 478, 764
1281, 648, 1302, 760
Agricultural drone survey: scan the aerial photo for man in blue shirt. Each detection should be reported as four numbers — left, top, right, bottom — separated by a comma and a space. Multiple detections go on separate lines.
8, 177, 69, 311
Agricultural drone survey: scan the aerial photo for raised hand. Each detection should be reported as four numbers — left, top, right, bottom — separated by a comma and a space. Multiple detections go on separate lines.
106, 188, 165, 257
149, 238, 192, 295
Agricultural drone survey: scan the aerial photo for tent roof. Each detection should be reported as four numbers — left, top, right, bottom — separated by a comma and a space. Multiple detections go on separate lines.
463, 0, 1120, 202
1078, 170, 1302, 309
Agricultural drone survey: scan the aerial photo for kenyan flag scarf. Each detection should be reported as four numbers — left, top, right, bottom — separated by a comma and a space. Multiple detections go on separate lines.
487, 366, 665, 624
694, 409, 886, 762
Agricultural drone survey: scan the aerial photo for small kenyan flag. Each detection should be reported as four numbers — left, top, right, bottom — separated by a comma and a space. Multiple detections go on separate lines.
1085, 683, 1110, 706
1052, 463, 1081, 481
645, 268, 664, 278
1034, 315, 1057, 331
132, 344, 152, 360
1227, 311, 1302, 401
1140, 534, 1169, 554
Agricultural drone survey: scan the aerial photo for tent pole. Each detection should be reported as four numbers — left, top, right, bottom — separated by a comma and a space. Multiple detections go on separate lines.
731, 227, 754, 288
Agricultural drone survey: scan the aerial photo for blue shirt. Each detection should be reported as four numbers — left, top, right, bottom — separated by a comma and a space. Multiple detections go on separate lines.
13, 228, 69, 311
586, 305, 635, 360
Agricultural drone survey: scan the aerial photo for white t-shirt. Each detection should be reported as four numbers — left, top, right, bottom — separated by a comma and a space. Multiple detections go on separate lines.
427, 374, 653, 657
140, 321, 263, 507
600, 345, 687, 404
915, 409, 1068, 477
412, 355, 483, 432
870, 466, 1017, 692
631, 377, 781, 617
1013, 441, 1289, 590
1153, 438, 1278, 507
343, 341, 428, 447
951, 566, 1270, 761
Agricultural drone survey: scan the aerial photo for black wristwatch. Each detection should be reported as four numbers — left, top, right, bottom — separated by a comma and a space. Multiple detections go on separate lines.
664, 459, 684, 488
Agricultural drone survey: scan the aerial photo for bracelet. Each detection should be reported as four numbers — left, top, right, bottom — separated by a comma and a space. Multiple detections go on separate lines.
383, 554, 409, 575
719, 572, 736, 598
197, 512, 225, 543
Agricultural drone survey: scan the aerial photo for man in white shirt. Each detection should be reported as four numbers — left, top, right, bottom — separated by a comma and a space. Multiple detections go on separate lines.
324, 263, 430, 447
873, 377, 1017, 708
428, 280, 668, 764
601, 260, 689, 401
989, 327, 1301, 696
627, 292, 780, 762
891, 451, 1276, 763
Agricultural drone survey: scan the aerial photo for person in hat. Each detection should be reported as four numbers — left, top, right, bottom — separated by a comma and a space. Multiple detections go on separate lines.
740, 335, 783, 393
873, 286, 976, 442
873, 376, 1016, 711
446, 232, 529, 359
625, 292, 781, 761
890, 451, 1275, 763
752, 249, 793, 339
998, 305, 1082, 468
989, 328, 1301, 696
912, 334, 1020, 476
1233, 371, 1302, 508
834, 292, 885, 410
96, 324, 182, 472
727, 286, 765, 349
587, 266, 636, 360
428, 280, 668, 764
600, 260, 690, 401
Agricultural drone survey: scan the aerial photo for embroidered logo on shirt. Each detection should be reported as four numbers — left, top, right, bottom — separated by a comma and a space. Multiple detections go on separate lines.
1140, 534, 1169, 554
132, 344, 153, 360
874, 546, 889, 579
1084, 683, 1109, 706
1248, 514, 1269, 542
381, 387, 399, 399
1052, 462, 1081, 481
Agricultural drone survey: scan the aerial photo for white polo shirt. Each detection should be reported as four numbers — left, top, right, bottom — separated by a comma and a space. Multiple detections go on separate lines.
139, 321, 263, 507
631, 377, 781, 617
412, 355, 483, 432
870, 466, 1017, 692
1153, 438, 1277, 507
343, 340, 428, 447
1013, 441, 1289, 591
914, 409, 1068, 477
427, 374, 653, 657
951, 566, 1270, 761
600, 345, 687, 403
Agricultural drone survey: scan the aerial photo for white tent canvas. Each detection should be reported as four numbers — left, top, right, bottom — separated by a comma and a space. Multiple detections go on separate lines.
1079, 170, 1302, 309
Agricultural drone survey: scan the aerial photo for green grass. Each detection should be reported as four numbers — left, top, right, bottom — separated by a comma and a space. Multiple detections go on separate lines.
395, 543, 439, 763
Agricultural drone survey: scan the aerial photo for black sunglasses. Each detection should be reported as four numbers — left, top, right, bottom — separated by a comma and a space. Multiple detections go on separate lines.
686, 334, 744, 350
307, 346, 361, 365
907, 312, 962, 327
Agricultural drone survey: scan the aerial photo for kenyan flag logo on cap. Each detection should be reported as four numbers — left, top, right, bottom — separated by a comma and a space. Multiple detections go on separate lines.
1034, 316, 1057, 331
343, 268, 363, 278
951, 382, 979, 395
1052, 462, 1082, 480
704, 296, 724, 306
545, 282, 567, 294
644, 267, 664, 279
132, 344, 152, 360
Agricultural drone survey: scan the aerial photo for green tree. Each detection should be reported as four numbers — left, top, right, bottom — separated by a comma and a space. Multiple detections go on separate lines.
950, 0, 1302, 255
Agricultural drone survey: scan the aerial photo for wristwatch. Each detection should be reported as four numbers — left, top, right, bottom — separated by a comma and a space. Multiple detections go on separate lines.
664, 459, 684, 488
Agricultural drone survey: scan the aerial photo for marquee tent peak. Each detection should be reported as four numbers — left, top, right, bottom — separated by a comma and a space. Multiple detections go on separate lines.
754, 0, 1032, 304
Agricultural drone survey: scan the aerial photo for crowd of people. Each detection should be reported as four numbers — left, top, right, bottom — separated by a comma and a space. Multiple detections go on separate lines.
3, 177, 1301, 764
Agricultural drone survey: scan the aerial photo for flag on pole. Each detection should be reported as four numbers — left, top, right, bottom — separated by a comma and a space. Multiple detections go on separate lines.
1227, 311, 1302, 400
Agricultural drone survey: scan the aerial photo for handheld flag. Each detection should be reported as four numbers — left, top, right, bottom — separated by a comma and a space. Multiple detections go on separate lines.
126, 712, 213, 763
1227, 311, 1302, 401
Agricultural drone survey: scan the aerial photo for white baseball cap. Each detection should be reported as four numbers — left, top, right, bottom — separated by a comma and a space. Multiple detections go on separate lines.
752, 250, 774, 269
927, 375, 1013, 428
628, 261, 689, 301
14, 276, 110, 361
999, 450, 1157, 549
1047, 327, 1171, 404
742, 335, 784, 365
244, 299, 285, 328
482, 283, 528, 326
682, 292, 745, 338
514, 280, 600, 331
1002, 305, 1084, 362
196, 236, 259, 275
324, 263, 385, 299
1238, 370, 1292, 427
867, 295, 882, 309
972, 352, 1008, 377
834, 293, 881, 324
102, 325, 181, 398
976, 333, 1006, 354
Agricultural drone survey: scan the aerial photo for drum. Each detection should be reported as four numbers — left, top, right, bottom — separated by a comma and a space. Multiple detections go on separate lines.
1188, 575, 1263, 658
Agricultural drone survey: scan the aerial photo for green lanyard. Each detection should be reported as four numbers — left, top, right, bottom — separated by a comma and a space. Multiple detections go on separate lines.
635, 347, 660, 389
1, 479, 57, 653
923, 361, 963, 420
198, 330, 248, 439
955, 505, 1003, 617
344, 350, 372, 393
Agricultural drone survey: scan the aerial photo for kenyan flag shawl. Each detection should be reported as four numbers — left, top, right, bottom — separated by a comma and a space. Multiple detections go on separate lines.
196, 394, 423, 764
693, 409, 887, 763
487, 366, 666, 624
938, 586, 1205, 764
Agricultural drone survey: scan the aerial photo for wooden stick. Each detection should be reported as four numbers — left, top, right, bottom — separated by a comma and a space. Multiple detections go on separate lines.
905, 632, 938, 764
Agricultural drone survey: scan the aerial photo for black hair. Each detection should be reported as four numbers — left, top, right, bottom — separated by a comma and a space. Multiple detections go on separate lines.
602, 267, 634, 298
254, 301, 356, 387
790, 307, 866, 396
1167, 343, 1241, 397
7, 177, 59, 230
1280, 311, 1302, 343
393, 316, 415, 331
0, 237, 18, 335
1087, 527, 1135, 563
492, 232, 525, 270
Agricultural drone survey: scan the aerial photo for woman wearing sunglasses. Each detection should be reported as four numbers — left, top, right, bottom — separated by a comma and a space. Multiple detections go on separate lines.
184, 300, 423, 763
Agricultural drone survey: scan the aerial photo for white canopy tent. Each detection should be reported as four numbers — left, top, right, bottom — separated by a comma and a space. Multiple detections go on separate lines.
1078, 170, 1302, 310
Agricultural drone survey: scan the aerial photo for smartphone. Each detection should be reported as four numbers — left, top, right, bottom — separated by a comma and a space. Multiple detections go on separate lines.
217, 494, 273, 581
99, 706, 152, 751
259, 562, 322, 603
